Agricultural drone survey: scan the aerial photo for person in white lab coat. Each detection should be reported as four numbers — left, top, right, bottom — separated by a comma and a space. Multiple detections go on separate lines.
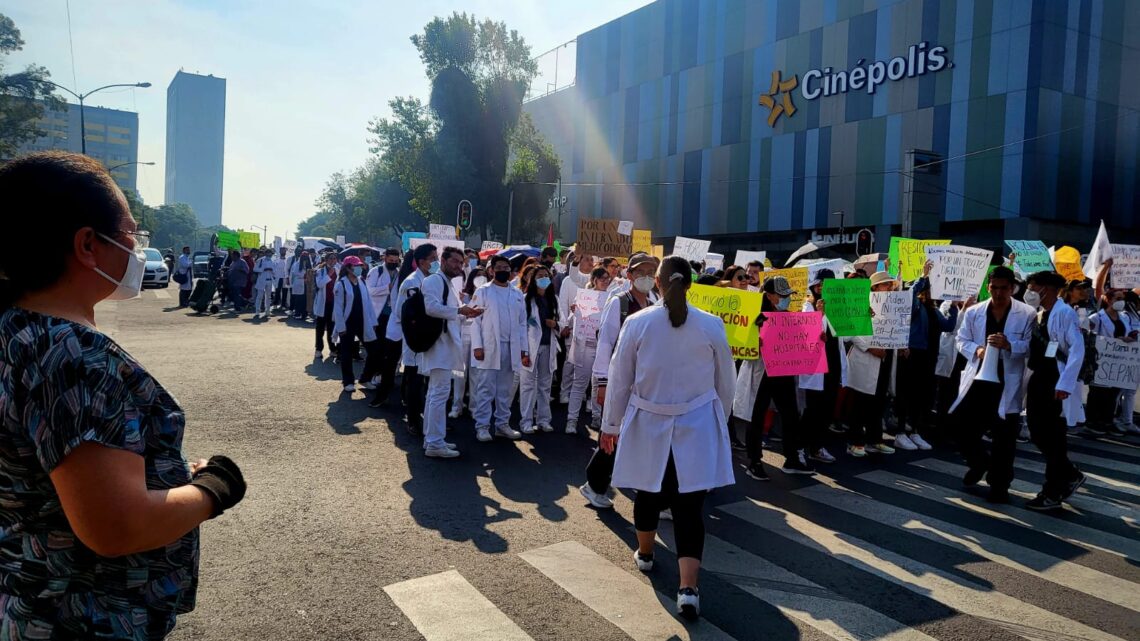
363, 248, 403, 400
271, 246, 290, 310
949, 266, 1036, 504
420, 247, 483, 458
519, 264, 561, 434
176, 246, 193, 308
470, 255, 527, 442
798, 269, 848, 464
558, 254, 596, 404
599, 255, 735, 621
379, 244, 436, 435
843, 271, 903, 458
564, 267, 613, 434
1085, 271, 1139, 436
253, 248, 277, 319
1022, 270, 1086, 510
331, 256, 378, 391
288, 247, 312, 320
449, 267, 486, 418
312, 253, 340, 359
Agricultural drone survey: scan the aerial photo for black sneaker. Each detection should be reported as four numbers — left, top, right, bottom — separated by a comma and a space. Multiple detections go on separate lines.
1026, 493, 1062, 511
962, 467, 986, 487
406, 419, 423, 437
781, 451, 816, 476
730, 438, 747, 451
986, 487, 1010, 504
742, 462, 769, 481
1083, 425, 1108, 437
1061, 471, 1086, 500
828, 422, 849, 434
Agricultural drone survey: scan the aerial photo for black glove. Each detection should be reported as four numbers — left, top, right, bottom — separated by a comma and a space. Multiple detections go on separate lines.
191, 455, 246, 518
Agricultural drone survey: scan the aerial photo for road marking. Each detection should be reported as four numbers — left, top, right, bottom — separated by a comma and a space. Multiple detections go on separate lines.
909, 458, 1138, 523
1012, 458, 1140, 500
794, 482, 1140, 613
1060, 450, 1140, 474
856, 470, 1140, 561
719, 499, 1130, 641
152, 288, 171, 299
519, 540, 735, 641
383, 570, 534, 641
655, 525, 937, 641
1061, 435, 1140, 456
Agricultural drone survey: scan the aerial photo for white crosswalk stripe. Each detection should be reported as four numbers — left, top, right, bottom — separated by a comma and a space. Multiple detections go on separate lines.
1012, 457, 1140, 500
152, 288, 172, 299
383, 570, 534, 641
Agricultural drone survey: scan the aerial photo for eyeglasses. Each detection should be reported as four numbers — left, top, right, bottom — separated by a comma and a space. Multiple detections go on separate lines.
734, 275, 749, 281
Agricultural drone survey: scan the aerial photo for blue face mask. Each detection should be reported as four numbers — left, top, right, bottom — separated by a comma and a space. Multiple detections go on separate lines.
429, 260, 441, 274
353, 266, 364, 277
775, 296, 791, 311
536, 277, 552, 290
468, 258, 477, 270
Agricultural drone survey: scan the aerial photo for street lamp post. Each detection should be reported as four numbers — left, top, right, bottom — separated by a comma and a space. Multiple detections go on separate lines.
250, 225, 268, 247
108, 160, 155, 172
42, 81, 152, 154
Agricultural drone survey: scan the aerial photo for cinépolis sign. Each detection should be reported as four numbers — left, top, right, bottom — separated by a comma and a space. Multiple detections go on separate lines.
759, 41, 951, 127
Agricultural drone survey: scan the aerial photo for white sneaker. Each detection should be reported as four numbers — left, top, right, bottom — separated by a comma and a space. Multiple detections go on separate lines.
910, 434, 933, 450
314, 350, 323, 359
539, 423, 554, 433
495, 426, 522, 440
1124, 423, 1140, 435
448, 409, 463, 419
359, 381, 377, 391
565, 422, 578, 435
425, 446, 459, 458
810, 447, 837, 463
659, 509, 673, 521
475, 427, 492, 442
579, 484, 614, 509
441, 441, 458, 450
893, 433, 918, 451
633, 550, 654, 572
520, 424, 537, 435
342, 384, 355, 392
676, 587, 700, 621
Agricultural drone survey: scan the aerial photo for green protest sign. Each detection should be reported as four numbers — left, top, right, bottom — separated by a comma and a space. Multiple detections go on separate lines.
216, 231, 240, 250
821, 279, 873, 336
977, 264, 997, 301
1005, 240, 1053, 277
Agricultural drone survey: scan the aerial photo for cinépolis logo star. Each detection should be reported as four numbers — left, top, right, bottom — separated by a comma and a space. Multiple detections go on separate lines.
758, 71, 798, 127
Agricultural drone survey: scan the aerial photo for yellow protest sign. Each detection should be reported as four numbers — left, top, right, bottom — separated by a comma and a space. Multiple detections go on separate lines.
763, 267, 809, 311
1054, 246, 1085, 282
896, 238, 950, 281
686, 283, 763, 360
632, 229, 652, 254
651, 244, 665, 260
238, 231, 261, 249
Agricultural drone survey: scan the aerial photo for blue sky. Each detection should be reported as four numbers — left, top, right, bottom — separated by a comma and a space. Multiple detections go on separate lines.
7, 0, 649, 238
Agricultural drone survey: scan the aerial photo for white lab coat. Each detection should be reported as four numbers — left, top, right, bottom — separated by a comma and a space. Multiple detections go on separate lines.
935, 300, 966, 378
603, 303, 736, 493
470, 283, 526, 371
332, 276, 378, 342
313, 266, 338, 318
845, 335, 899, 396
1090, 309, 1137, 338
522, 298, 561, 374
591, 291, 658, 382
364, 265, 397, 319
254, 256, 276, 286
557, 267, 591, 329
419, 272, 463, 374
272, 256, 289, 281
948, 299, 1036, 417
798, 299, 850, 391
1029, 301, 1085, 396
176, 254, 193, 291
288, 256, 308, 292
386, 269, 426, 365
731, 358, 767, 423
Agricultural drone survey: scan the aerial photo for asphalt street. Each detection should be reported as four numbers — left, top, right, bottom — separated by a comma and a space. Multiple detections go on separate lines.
101, 288, 1140, 641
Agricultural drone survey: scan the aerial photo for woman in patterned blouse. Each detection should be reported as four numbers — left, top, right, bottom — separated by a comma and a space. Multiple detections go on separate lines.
0, 152, 246, 640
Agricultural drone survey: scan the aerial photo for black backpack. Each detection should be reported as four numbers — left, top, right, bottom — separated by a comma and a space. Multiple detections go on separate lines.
402, 274, 450, 353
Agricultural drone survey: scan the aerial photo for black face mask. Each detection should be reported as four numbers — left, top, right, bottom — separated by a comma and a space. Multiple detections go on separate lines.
494, 270, 511, 283
386, 262, 399, 270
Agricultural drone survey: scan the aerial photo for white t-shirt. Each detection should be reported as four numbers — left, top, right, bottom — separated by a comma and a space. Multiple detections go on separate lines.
483, 284, 516, 343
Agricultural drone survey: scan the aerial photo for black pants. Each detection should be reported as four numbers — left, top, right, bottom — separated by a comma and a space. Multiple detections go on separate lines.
801, 374, 839, 452
897, 348, 937, 436
178, 288, 191, 307
585, 447, 615, 495
848, 391, 885, 446
291, 293, 308, 319
272, 279, 286, 306
315, 313, 335, 352
373, 337, 403, 404
1026, 370, 1079, 498
747, 374, 802, 464
1086, 385, 1121, 432
338, 325, 371, 386
633, 454, 708, 561
402, 365, 426, 429
955, 380, 1019, 491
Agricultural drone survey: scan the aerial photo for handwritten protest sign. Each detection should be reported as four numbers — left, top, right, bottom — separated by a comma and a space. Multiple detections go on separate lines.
617, 220, 634, 235
576, 218, 632, 258
734, 250, 766, 267
239, 231, 261, 249
430, 224, 456, 239
927, 245, 993, 301
821, 279, 872, 336
763, 267, 809, 311
1094, 337, 1140, 390
573, 289, 607, 342
410, 237, 464, 253
869, 291, 912, 349
1005, 240, 1053, 277
760, 312, 827, 376
215, 231, 240, 250
401, 232, 426, 251
481, 241, 504, 252
890, 238, 951, 281
1110, 244, 1140, 289
1053, 246, 1085, 283
672, 236, 711, 262
705, 253, 725, 272
631, 230, 652, 254
686, 283, 763, 360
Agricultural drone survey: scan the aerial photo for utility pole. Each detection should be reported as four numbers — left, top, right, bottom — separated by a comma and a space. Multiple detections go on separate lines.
43, 81, 152, 154
506, 190, 514, 245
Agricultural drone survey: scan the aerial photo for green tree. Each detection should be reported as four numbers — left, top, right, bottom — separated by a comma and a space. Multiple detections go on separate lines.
149, 203, 199, 250
0, 14, 65, 158
123, 188, 156, 236
506, 113, 560, 243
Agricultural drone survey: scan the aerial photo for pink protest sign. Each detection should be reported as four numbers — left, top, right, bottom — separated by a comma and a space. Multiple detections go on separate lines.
759, 312, 828, 377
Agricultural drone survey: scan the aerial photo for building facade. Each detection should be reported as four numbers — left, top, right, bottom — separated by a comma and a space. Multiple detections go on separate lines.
525, 0, 1140, 256
165, 71, 226, 228
16, 102, 141, 193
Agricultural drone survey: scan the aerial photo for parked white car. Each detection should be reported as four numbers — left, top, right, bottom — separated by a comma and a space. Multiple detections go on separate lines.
142, 247, 170, 289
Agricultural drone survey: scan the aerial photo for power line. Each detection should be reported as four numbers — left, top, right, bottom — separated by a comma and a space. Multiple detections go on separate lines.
65, 0, 78, 91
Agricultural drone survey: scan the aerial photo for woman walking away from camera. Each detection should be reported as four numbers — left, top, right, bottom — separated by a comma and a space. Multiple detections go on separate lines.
600, 255, 735, 621
0, 152, 246, 639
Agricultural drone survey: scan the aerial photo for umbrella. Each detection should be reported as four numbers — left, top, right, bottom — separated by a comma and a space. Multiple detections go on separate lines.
853, 252, 888, 275
338, 243, 380, 258
784, 240, 836, 266
494, 245, 541, 260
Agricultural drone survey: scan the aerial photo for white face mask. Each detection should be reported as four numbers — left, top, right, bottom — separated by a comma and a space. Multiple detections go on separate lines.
1112, 300, 1126, 312
94, 233, 146, 300
633, 276, 655, 294
1022, 290, 1041, 309
473, 276, 487, 288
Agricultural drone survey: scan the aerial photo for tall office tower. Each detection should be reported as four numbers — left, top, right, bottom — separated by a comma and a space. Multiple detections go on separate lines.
165, 70, 226, 227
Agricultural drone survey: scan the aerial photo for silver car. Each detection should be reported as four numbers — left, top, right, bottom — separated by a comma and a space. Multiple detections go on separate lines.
142, 248, 170, 289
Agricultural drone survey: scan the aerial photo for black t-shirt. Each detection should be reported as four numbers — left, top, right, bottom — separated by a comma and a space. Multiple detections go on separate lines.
347, 282, 364, 331
1028, 309, 1054, 374
536, 297, 552, 346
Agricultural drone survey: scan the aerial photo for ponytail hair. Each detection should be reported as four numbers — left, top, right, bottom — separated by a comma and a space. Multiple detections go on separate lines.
658, 255, 692, 327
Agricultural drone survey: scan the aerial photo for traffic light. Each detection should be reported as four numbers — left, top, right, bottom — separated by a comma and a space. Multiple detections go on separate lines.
856, 228, 874, 256
457, 200, 473, 231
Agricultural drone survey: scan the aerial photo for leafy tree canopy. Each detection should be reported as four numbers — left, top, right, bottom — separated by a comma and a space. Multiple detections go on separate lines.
0, 14, 66, 158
